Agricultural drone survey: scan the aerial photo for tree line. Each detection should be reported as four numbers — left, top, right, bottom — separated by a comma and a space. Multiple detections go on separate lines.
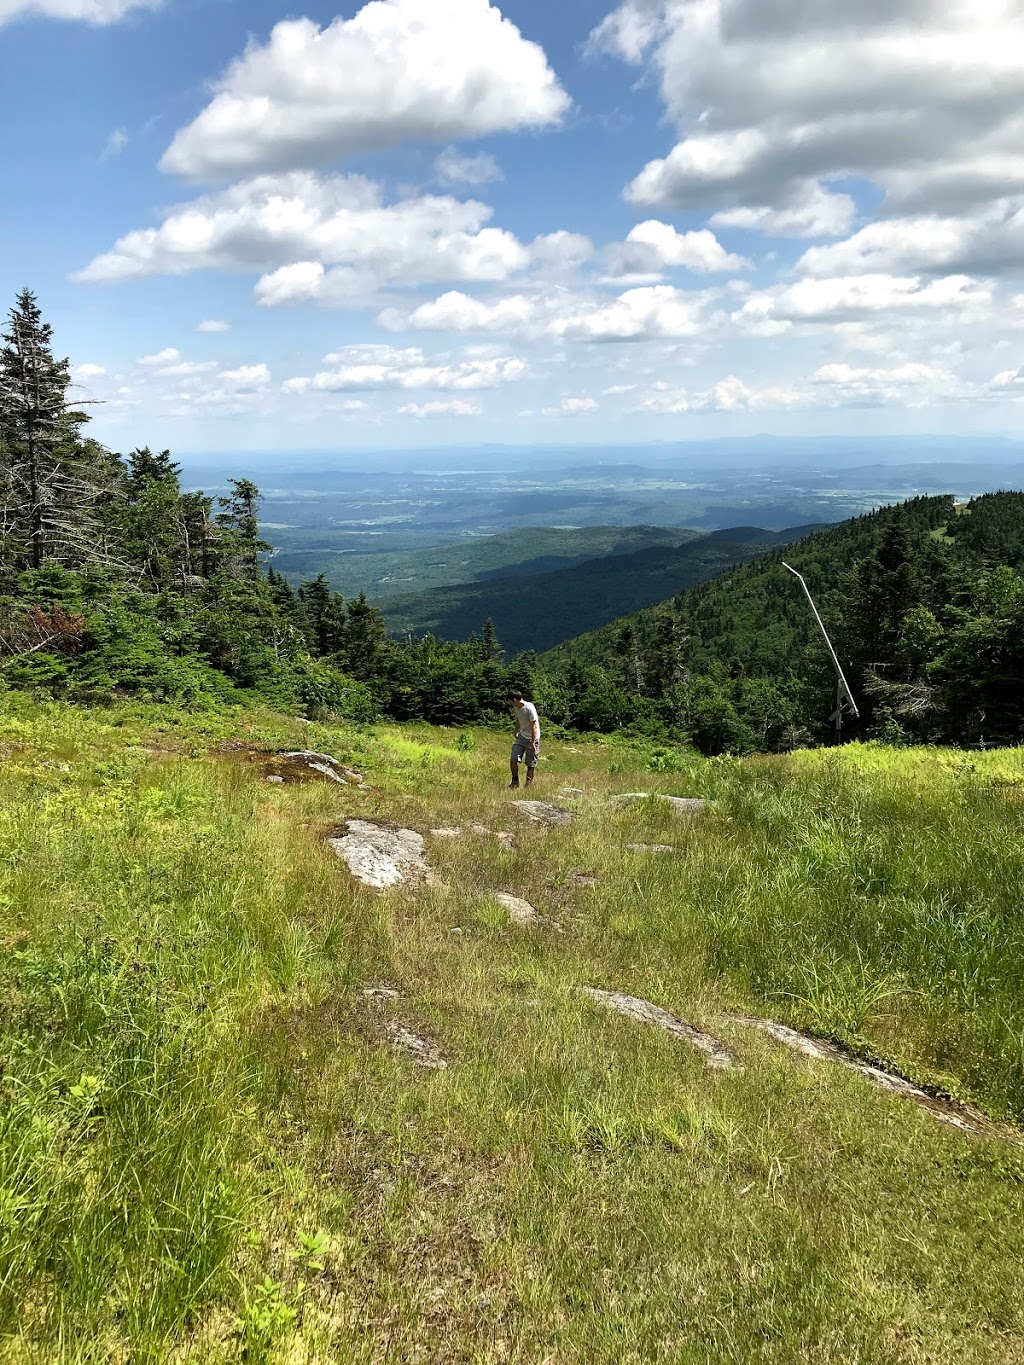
0, 290, 533, 723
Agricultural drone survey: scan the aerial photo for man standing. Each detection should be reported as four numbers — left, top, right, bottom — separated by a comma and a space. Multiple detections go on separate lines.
507, 689, 540, 789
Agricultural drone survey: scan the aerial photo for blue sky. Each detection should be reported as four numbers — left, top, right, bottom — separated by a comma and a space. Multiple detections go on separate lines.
2, 0, 1023, 453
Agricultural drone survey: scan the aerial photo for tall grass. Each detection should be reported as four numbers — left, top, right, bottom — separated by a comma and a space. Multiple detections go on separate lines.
1, 705, 1023, 1361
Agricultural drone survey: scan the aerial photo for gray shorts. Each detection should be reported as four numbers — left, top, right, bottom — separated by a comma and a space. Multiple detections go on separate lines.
511, 735, 539, 768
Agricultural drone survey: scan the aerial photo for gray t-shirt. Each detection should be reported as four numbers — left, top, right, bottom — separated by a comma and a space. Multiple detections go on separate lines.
513, 702, 540, 741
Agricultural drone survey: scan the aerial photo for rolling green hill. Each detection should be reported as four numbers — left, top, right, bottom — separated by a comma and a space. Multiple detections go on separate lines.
543, 496, 954, 677
380, 524, 827, 654
273, 524, 699, 601
538, 492, 1024, 750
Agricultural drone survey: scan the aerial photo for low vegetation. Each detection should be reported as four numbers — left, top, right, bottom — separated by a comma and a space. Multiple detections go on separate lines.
2, 698, 1023, 1361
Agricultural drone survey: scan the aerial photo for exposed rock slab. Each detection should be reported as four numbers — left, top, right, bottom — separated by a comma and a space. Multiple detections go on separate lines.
582, 988, 737, 1070
511, 800, 573, 828
626, 842, 675, 854
557, 787, 584, 798
490, 892, 540, 926
612, 793, 708, 816
730, 1015, 982, 1134
385, 1020, 447, 1070
328, 820, 432, 889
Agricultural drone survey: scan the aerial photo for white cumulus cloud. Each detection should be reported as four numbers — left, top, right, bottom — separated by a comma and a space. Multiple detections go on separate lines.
197, 319, 231, 333
74, 172, 532, 294
596, 0, 1024, 245
161, 0, 569, 179
605, 219, 750, 277
636, 375, 804, 414
0, 0, 157, 23
282, 344, 526, 393
542, 396, 598, 416
810, 361, 958, 405
797, 206, 1024, 278
382, 283, 717, 342
435, 147, 503, 186
733, 273, 991, 329
399, 399, 481, 416
220, 364, 270, 389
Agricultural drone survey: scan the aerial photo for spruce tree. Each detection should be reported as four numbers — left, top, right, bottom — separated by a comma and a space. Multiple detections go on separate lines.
0, 289, 95, 569
215, 478, 270, 582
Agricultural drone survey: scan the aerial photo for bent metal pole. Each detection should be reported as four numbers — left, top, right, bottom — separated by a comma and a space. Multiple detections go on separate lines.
782, 562, 860, 720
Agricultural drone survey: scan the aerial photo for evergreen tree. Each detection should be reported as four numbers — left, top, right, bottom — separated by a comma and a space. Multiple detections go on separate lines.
121, 447, 184, 591
215, 478, 270, 582
0, 289, 97, 569
341, 592, 386, 679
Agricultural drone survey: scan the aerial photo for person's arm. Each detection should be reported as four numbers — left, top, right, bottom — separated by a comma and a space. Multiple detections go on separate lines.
530, 712, 540, 750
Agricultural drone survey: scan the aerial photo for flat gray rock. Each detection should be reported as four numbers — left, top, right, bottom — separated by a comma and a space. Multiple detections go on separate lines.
626, 842, 674, 854
490, 892, 540, 926
557, 787, 585, 798
363, 985, 402, 1000
328, 820, 432, 889
385, 1020, 447, 1070
582, 988, 737, 1070
730, 1015, 981, 1133
511, 800, 573, 828
612, 793, 708, 816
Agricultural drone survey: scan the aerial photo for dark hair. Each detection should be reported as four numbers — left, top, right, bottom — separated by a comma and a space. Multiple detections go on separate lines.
507, 689, 524, 702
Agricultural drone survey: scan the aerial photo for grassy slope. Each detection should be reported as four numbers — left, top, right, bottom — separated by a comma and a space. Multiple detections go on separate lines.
2, 700, 1024, 1361
380, 526, 822, 653
272, 525, 698, 602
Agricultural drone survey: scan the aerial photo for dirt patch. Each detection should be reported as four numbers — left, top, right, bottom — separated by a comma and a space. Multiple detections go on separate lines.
582, 988, 738, 1070
363, 985, 402, 1001
328, 820, 434, 889
384, 1020, 448, 1070
728, 1015, 991, 1135
266, 750, 367, 786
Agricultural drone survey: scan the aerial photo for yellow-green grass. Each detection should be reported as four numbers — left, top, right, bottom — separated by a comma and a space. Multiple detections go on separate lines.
1, 699, 1023, 1362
